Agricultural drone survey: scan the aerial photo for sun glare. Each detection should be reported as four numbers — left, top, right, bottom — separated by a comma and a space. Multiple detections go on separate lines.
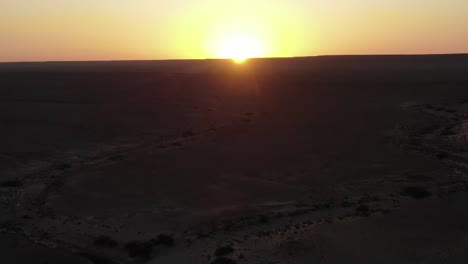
233, 57, 247, 64
216, 33, 262, 63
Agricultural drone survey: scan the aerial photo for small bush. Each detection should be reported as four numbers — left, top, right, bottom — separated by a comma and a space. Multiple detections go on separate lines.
215, 245, 234, 257
240, 117, 251, 123
355, 204, 370, 216
182, 130, 196, 137
0, 179, 22, 188
152, 234, 175, 247
125, 241, 154, 259
109, 154, 127, 161
94, 235, 118, 248
435, 152, 449, 160
401, 186, 432, 199
258, 215, 269, 224
211, 257, 237, 264
57, 163, 72, 170
76, 252, 118, 264
341, 200, 353, 208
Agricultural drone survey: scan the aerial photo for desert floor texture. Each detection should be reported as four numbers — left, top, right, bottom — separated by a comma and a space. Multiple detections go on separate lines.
1, 55, 468, 263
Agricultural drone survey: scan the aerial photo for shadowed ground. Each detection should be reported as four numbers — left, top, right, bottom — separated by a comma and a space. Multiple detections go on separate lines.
1, 55, 468, 263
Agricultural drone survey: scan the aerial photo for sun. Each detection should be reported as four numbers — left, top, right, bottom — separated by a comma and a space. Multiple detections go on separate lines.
233, 57, 247, 64
216, 33, 262, 63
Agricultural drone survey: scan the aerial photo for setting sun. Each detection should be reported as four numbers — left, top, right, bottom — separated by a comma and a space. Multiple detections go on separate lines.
216, 33, 263, 63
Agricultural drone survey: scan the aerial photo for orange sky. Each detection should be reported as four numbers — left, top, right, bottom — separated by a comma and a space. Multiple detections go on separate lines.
1, 0, 468, 62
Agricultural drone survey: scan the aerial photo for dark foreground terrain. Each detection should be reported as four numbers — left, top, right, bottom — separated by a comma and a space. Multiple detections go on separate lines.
1, 55, 468, 263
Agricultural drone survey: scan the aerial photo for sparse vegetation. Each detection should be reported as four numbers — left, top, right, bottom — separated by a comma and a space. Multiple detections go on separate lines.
57, 163, 72, 170
3, 55, 468, 264
341, 199, 353, 208
215, 245, 235, 256
197, 231, 210, 239
435, 151, 449, 160
359, 193, 380, 203
0, 179, 23, 188
0, 220, 21, 232
76, 252, 118, 264
401, 186, 432, 199
152, 233, 175, 247
211, 257, 237, 264
125, 241, 154, 259
109, 154, 127, 161
240, 117, 251, 123
258, 214, 269, 224
355, 204, 370, 216
182, 130, 196, 137
440, 126, 455, 136
94, 235, 118, 248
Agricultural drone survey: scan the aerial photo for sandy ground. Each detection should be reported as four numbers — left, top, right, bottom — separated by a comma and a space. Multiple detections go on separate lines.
1, 55, 468, 263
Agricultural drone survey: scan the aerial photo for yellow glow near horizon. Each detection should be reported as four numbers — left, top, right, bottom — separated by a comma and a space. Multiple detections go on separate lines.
195, 5, 288, 61
233, 58, 247, 64
216, 32, 263, 63
1, 1, 468, 62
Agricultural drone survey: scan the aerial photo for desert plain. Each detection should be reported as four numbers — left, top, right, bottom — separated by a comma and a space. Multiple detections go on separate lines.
1, 55, 468, 263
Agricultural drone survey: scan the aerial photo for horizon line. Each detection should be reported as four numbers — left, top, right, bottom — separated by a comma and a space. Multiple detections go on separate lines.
1, 53, 468, 64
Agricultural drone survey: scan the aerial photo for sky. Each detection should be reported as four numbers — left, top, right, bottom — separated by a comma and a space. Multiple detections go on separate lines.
1, 0, 468, 62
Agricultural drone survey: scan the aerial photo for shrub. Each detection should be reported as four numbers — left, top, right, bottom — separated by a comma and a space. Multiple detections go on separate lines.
94, 235, 118, 248
125, 241, 154, 259
152, 234, 175, 247
0, 179, 22, 188
435, 151, 449, 160
182, 130, 196, 137
211, 257, 237, 264
355, 204, 370, 216
57, 163, 72, 170
215, 245, 234, 257
401, 186, 432, 199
